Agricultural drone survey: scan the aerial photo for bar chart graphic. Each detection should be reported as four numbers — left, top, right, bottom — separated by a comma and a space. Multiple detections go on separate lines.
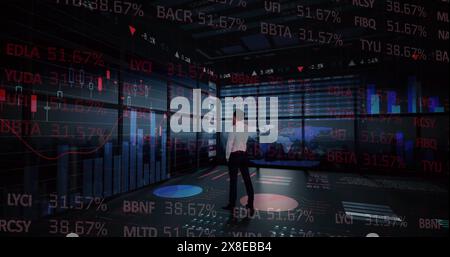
366, 76, 446, 115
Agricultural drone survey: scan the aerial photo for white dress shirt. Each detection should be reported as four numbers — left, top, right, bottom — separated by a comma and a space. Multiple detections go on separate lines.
226, 123, 249, 161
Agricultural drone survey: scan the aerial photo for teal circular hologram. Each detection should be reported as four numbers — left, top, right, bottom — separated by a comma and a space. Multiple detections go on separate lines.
153, 185, 203, 198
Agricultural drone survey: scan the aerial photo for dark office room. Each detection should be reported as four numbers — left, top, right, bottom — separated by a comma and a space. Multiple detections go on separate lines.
0, 0, 448, 250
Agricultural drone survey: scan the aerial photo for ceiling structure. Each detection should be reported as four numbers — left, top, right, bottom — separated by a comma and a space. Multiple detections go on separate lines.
147, 0, 369, 63
139, 0, 444, 80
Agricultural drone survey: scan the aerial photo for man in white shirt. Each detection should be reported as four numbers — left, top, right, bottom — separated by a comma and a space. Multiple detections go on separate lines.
222, 110, 255, 216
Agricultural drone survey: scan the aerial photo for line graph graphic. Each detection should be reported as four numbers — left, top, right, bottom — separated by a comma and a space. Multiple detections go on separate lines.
0, 112, 167, 161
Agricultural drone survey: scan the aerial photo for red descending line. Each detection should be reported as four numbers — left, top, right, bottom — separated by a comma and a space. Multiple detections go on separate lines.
0, 116, 123, 161
198, 168, 221, 179
211, 172, 228, 180
1, 112, 165, 161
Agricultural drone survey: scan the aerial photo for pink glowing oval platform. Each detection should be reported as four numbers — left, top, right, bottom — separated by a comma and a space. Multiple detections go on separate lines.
240, 193, 299, 212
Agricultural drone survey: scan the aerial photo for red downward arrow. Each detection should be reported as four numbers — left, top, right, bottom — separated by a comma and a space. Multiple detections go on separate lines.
129, 25, 136, 36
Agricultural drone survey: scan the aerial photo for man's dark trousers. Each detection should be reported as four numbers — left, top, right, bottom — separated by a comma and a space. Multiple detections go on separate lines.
227, 151, 254, 208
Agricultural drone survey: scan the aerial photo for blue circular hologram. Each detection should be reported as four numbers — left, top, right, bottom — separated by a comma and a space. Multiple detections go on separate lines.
153, 185, 203, 198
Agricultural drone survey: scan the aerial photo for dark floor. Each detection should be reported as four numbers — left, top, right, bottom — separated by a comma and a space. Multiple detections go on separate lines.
30, 166, 449, 237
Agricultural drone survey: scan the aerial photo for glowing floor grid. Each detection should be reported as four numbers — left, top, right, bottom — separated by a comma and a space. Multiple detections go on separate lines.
25, 166, 449, 237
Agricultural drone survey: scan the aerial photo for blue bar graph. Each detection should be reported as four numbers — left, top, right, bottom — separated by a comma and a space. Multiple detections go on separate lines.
129, 143, 136, 190
65, 111, 169, 204
407, 76, 417, 113
363, 77, 447, 115
405, 140, 414, 165
387, 91, 397, 113
366, 84, 375, 114
434, 106, 444, 113
121, 141, 129, 193
144, 164, 150, 185
137, 129, 144, 187
150, 113, 156, 184
113, 155, 121, 195
161, 126, 167, 180
156, 161, 161, 182
130, 111, 137, 145
94, 158, 103, 197
428, 97, 439, 112
428, 97, 441, 112
83, 159, 93, 196
370, 94, 380, 114
104, 142, 112, 197
391, 105, 401, 113
396, 132, 404, 157
130, 111, 137, 190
